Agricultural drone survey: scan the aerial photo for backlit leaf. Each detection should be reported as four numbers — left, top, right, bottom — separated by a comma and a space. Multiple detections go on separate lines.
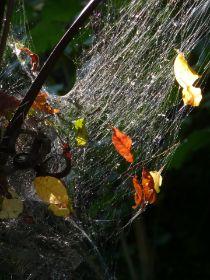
142, 168, 156, 204
34, 176, 69, 204
48, 204, 70, 217
174, 52, 202, 106
0, 190, 23, 219
132, 169, 162, 209
34, 176, 73, 217
73, 118, 88, 146
112, 127, 134, 163
16, 46, 39, 72
149, 171, 162, 193
32, 92, 60, 114
132, 176, 142, 209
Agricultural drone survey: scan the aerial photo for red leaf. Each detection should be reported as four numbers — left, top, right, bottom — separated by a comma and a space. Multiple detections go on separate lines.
18, 47, 39, 72
142, 168, 156, 204
0, 91, 20, 116
112, 127, 134, 163
132, 176, 142, 209
131, 169, 157, 209
32, 92, 60, 114
63, 143, 72, 160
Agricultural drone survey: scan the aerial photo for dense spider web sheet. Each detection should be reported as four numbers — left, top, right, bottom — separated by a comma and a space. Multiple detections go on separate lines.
0, 0, 210, 278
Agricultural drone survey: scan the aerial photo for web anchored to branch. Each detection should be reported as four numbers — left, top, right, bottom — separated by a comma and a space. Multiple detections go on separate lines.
0, 0, 210, 278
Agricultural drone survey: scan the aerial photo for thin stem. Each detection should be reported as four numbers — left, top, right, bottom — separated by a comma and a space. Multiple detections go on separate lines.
0, 0, 14, 66
1, 0, 105, 152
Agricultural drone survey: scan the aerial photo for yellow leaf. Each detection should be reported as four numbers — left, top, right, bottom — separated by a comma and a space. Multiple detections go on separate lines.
149, 171, 162, 193
182, 86, 202, 107
73, 118, 88, 146
34, 176, 69, 204
0, 190, 23, 219
174, 52, 202, 107
33, 176, 73, 217
48, 204, 70, 217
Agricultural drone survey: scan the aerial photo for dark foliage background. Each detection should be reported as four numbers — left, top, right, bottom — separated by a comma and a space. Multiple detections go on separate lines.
16, 0, 210, 279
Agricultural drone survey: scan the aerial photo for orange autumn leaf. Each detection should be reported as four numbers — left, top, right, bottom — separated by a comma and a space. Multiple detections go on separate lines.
142, 168, 156, 204
132, 176, 142, 209
132, 169, 157, 209
18, 47, 39, 72
112, 127, 134, 163
32, 92, 60, 114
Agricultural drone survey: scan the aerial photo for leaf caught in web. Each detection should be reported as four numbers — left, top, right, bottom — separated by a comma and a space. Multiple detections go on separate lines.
15, 45, 39, 72
149, 171, 162, 193
62, 143, 72, 160
0, 90, 21, 116
112, 127, 134, 163
48, 204, 70, 217
132, 176, 142, 209
0, 190, 23, 219
32, 92, 60, 114
33, 176, 73, 217
174, 52, 202, 107
142, 168, 156, 204
132, 169, 162, 209
73, 118, 88, 146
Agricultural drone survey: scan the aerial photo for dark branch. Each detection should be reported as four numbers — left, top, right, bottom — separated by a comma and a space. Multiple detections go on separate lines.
0, 0, 7, 37
1, 0, 105, 152
0, 0, 14, 66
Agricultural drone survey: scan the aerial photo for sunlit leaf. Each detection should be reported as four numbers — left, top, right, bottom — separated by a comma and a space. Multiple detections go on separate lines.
0, 190, 23, 219
149, 171, 162, 193
142, 168, 156, 204
132, 169, 162, 209
174, 52, 202, 106
34, 176, 69, 204
182, 86, 202, 107
112, 127, 134, 163
33, 176, 73, 217
132, 176, 142, 209
48, 204, 70, 217
15, 45, 39, 72
73, 118, 88, 146
32, 92, 60, 114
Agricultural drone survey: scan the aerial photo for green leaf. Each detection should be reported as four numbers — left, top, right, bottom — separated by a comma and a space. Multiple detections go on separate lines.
73, 118, 88, 146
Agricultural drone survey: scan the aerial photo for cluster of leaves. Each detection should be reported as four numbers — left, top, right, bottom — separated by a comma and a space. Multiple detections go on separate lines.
112, 127, 162, 209
110, 51, 203, 210
0, 43, 91, 219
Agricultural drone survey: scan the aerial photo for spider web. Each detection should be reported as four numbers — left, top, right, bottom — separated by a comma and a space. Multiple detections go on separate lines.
0, 0, 210, 278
